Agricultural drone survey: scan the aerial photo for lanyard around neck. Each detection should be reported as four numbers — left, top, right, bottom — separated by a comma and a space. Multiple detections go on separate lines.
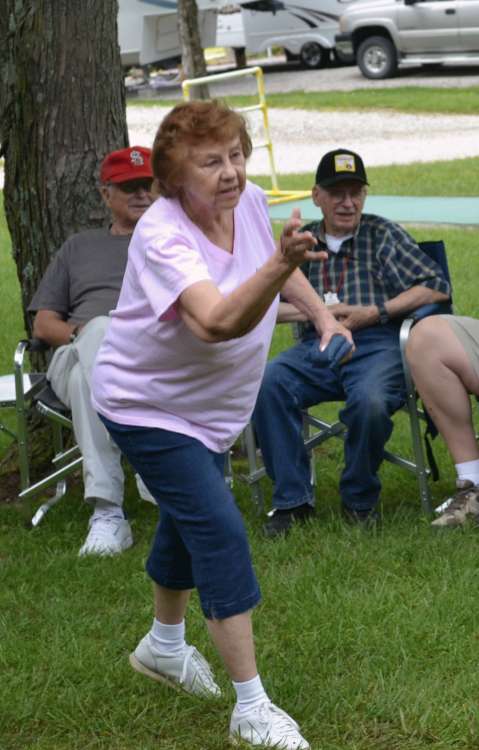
322, 253, 349, 294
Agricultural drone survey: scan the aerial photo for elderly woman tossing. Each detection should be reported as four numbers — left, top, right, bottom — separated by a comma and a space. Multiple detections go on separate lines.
91, 100, 351, 749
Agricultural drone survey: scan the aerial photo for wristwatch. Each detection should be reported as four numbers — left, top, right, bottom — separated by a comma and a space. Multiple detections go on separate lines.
377, 301, 390, 325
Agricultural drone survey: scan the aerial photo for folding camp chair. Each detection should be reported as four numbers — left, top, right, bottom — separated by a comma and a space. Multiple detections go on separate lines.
239, 240, 452, 514
13, 338, 83, 526
13, 337, 236, 525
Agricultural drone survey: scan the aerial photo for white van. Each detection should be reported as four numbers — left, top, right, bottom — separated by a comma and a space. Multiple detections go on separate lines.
238, 0, 357, 67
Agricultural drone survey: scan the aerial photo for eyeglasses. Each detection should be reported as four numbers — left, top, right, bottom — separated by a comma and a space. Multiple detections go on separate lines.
326, 185, 366, 203
110, 179, 153, 194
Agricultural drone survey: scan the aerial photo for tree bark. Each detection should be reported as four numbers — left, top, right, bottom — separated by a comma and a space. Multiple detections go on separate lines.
234, 47, 248, 69
0, 4, 8, 139
1, 0, 128, 337
0, 1, 128, 476
177, 0, 210, 100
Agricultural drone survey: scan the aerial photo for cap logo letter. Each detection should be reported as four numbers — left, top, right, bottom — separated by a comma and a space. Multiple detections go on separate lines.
130, 149, 144, 166
334, 154, 355, 173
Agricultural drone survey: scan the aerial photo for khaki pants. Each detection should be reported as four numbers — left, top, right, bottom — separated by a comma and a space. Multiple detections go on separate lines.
47, 316, 124, 506
441, 315, 479, 380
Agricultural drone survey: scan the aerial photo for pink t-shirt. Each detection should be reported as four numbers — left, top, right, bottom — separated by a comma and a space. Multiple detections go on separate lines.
91, 181, 279, 453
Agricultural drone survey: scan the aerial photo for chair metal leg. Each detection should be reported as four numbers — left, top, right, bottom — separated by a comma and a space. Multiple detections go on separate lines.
242, 422, 265, 512
14, 341, 31, 491
400, 319, 433, 513
30, 480, 68, 527
0, 422, 17, 440
28, 420, 72, 527
20, 419, 82, 523
224, 449, 234, 489
302, 414, 317, 487
19, 455, 83, 504
13, 340, 82, 524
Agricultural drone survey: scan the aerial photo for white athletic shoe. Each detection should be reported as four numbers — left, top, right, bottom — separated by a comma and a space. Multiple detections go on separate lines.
230, 701, 310, 749
78, 516, 133, 556
130, 633, 221, 698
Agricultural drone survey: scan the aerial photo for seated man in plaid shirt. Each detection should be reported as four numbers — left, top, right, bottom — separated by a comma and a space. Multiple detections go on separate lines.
253, 148, 451, 537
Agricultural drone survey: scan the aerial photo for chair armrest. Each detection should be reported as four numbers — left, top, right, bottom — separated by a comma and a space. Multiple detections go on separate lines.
406, 301, 452, 323
398, 299, 452, 407
28, 337, 52, 353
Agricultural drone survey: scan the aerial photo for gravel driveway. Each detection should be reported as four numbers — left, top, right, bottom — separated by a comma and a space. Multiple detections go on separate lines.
124, 58, 479, 175
128, 104, 479, 175
252, 60, 479, 93
1, 65, 478, 188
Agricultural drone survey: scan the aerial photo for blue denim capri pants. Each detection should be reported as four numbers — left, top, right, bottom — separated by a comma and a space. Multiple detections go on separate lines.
99, 416, 261, 620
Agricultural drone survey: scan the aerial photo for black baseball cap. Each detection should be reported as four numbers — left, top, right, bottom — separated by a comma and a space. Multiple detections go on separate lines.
315, 148, 369, 188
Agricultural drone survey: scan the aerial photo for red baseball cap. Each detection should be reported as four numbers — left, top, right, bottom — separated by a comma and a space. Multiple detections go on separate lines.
100, 145, 153, 184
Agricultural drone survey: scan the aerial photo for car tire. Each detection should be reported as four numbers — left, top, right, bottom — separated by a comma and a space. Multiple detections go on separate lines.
284, 49, 299, 62
357, 35, 397, 79
299, 42, 328, 69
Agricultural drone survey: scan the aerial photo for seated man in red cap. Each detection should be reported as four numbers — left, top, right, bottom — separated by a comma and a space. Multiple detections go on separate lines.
29, 146, 154, 556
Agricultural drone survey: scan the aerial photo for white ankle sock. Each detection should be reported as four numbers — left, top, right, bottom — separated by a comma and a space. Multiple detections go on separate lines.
455, 460, 479, 486
232, 674, 269, 712
92, 499, 124, 522
150, 618, 186, 656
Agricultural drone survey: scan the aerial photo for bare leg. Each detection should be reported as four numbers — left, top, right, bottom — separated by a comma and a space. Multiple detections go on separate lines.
406, 317, 479, 463
151, 589, 308, 747
154, 583, 191, 624
153, 584, 257, 680
207, 611, 257, 682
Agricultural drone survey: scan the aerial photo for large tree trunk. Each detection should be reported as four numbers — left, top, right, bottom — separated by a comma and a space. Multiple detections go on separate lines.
177, 0, 210, 100
0, 5, 8, 136
0, 0, 128, 480
1, 0, 128, 337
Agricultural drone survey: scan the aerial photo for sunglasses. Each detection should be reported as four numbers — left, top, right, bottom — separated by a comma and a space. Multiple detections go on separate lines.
111, 179, 153, 194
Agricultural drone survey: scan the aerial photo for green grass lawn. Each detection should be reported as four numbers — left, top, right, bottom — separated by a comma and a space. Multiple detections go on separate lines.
1, 160, 479, 749
132, 86, 479, 115
252, 157, 479, 198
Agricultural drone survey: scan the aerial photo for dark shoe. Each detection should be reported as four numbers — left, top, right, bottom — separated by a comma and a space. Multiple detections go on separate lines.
431, 480, 479, 528
341, 505, 380, 529
264, 504, 315, 538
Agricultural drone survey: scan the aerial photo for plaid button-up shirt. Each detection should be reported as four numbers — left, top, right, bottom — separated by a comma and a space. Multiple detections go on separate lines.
302, 213, 450, 309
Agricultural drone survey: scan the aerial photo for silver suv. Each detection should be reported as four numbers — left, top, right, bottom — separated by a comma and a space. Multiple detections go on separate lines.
335, 0, 479, 79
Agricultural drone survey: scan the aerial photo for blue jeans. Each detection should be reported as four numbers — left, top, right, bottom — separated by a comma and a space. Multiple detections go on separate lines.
99, 417, 261, 620
252, 325, 407, 513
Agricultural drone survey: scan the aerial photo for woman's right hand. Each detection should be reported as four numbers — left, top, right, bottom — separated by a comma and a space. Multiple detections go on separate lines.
279, 208, 327, 268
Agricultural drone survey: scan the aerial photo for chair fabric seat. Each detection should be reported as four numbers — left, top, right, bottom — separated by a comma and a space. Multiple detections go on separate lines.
0, 373, 45, 407
35, 383, 71, 415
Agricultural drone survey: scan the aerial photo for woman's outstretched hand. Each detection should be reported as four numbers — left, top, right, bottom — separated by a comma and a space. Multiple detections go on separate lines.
279, 208, 327, 267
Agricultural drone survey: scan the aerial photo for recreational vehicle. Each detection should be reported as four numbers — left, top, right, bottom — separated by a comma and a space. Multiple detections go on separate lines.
238, 0, 357, 67
118, 0, 219, 68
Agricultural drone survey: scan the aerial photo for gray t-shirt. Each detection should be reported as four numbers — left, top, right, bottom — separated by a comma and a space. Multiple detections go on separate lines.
28, 228, 130, 325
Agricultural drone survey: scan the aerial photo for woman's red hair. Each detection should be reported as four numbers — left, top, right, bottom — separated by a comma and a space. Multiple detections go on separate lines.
151, 99, 252, 198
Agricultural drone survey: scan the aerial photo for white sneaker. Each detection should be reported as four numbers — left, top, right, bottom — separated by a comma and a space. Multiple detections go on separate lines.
230, 701, 310, 749
135, 473, 156, 505
78, 516, 133, 556
130, 633, 221, 698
